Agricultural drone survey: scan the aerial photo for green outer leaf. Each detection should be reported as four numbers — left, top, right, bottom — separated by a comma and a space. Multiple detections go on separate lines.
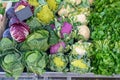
48, 53, 68, 72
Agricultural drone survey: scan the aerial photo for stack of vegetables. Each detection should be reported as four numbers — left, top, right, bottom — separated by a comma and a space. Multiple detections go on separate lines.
3, 0, 119, 79
88, 0, 120, 75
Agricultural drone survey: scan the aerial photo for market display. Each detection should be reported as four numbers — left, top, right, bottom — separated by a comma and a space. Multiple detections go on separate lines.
0, 0, 120, 79
88, 0, 120, 75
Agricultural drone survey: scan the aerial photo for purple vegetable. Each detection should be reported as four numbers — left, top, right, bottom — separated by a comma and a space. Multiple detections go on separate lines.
3, 28, 12, 39
60, 22, 72, 38
6, 7, 16, 19
14, 0, 34, 13
10, 22, 30, 42
9, 17, 19, 27
50, 24, 55, 30
50, 41, 66, 54
57, 17, 62, 21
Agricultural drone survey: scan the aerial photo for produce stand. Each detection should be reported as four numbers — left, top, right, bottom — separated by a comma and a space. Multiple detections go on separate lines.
0, 0, 120, 80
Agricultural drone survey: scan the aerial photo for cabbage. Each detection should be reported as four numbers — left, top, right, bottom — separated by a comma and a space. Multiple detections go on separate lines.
26, 17, 42, 32
20, 30, 49, 51
0, 38, 15, 52
10, 22, 30, 42
1, 53, 24, 80
60, 22, 73, 38
50, 41, 66, 54
24, 51, 47, 74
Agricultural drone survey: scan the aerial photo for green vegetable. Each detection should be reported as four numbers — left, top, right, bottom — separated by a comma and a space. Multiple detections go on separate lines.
20, 30, 49, 51
89, 0, 120, 41
45, 26, 59, 46
69, 48, 90, 73
26, 17, 42, 32
1, 53, 24, 80
88, 0, 120, 75
88, 39, 120, 75
0, 38, 16, 57
0, 38, 15, 50
48, 53, 68, 72
24, 51, 47, 74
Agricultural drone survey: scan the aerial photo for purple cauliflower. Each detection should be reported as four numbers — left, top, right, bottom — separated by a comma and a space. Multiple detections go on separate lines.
60, 22, 72, 38
50, 41, 66, 54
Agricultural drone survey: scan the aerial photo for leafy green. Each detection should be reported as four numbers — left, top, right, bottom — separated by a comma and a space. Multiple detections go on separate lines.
89, 0, 120, 41
88, 0, 120, 75
20, 30, 49, 51
88, 39, 120, 75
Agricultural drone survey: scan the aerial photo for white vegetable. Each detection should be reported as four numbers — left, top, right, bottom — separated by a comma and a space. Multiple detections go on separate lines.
58, 5, 74, 17
71, 42, 91, 56
78, 25, 90, 40
75, 14, 87, 24
73, 45, 86, 55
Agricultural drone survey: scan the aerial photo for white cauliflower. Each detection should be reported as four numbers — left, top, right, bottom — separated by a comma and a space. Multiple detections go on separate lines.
78, 25, 90, 40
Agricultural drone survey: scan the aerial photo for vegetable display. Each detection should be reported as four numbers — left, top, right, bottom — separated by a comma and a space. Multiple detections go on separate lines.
88, 0, 120, 75
1, 0, 120, 79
